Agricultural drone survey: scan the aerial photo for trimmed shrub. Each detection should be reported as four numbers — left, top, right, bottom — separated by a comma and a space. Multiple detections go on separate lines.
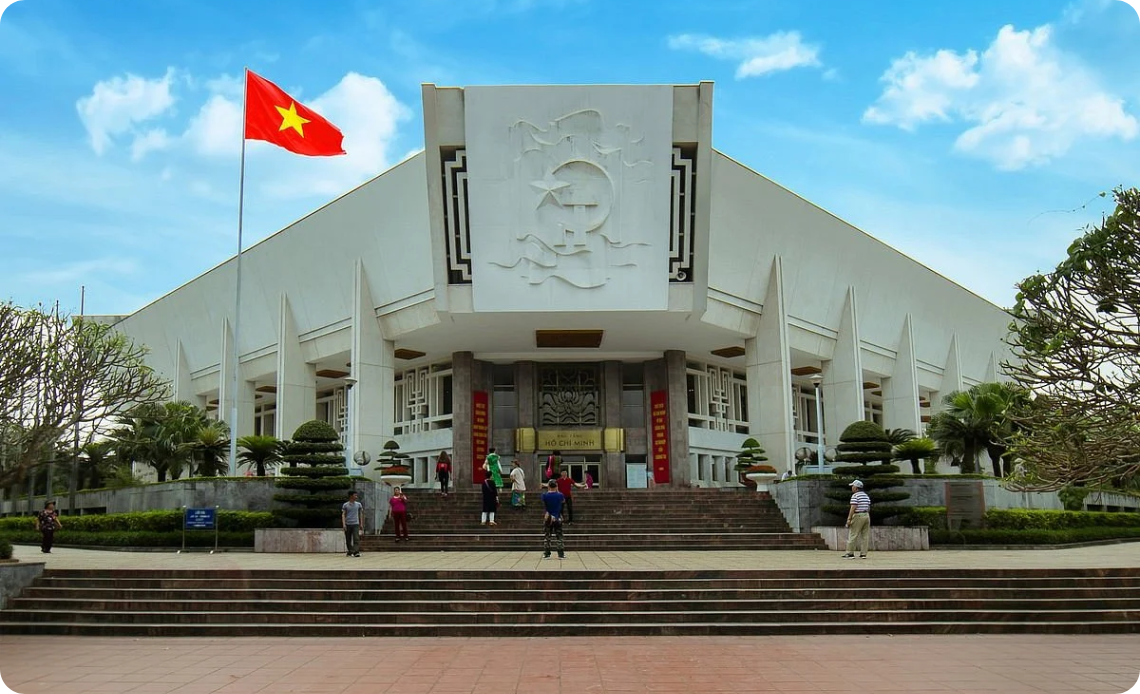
0, 536, 12, 559
824, 421, 911, 522
931, 527, 1140, 545
2, 530, 254, 548
274, 420, 352, 528
892, 507, 1140, 532
0, 510, 278, 534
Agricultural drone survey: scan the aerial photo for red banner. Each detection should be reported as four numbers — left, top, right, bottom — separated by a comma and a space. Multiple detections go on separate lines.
650, 390, 670, 484
472, 390, 489, 484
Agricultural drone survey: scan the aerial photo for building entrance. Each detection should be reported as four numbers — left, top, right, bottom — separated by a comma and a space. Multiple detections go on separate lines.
549, 454, 602, 488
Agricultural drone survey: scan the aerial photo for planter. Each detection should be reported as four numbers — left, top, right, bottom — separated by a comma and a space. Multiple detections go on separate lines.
745, 472, 778, 492
380, 474, 412, 486
810, 525, 930, 551
1, 560, 45, 610
255, 528, 345, 553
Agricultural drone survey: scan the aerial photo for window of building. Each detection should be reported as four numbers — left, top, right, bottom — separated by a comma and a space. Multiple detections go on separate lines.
394, 362, 454, 435
793, 384, 821, 445
493, 364, 517, 431
622, 362, 645, 429
685, 360, 748, 433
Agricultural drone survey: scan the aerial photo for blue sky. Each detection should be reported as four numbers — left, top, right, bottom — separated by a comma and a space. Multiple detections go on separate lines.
2, 0, 1139, 316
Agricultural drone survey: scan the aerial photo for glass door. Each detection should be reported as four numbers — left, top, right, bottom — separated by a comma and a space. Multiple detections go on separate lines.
560, 455, 602, 488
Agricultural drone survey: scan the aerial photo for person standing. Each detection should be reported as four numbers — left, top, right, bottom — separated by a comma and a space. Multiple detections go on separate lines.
842, 479, 872, 559
389, 486, 410, 542
341, 491, 364, 557
509, 459, 526, 510
436, 451, 452, 497
544, 450, 562, 483
481, 475, 498, 526
485, 448, 503, 488
34, 500, 61, 554
541, 479, 566, 560
556, 469, 585, 525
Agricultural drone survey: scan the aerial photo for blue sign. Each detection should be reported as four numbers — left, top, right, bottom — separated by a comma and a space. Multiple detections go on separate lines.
185, 508, 216, 530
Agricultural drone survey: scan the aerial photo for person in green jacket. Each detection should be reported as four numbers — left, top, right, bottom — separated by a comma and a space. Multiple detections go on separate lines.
485, 448, 503, 487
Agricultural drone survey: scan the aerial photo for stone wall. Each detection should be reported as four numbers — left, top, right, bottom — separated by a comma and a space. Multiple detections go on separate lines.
1, 478, 392, 533
0, 561, 45, 610
768, 477, 1140, 533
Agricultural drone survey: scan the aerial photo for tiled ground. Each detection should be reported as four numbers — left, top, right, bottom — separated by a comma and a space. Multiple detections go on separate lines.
9, 541, 1140, 572
2, 544, 1139, 693
0, 634, 1138, 694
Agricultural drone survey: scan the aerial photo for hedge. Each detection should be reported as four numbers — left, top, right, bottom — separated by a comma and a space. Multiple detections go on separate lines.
893, 507, 1140, 531
3, 530, 254, 547
0, 510, 279, 534
0, 536, 12, 559
931, 527, 1140, 545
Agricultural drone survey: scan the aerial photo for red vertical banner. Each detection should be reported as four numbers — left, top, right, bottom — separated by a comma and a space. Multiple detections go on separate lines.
650, 390, 670, 484
472, 390, 489, 485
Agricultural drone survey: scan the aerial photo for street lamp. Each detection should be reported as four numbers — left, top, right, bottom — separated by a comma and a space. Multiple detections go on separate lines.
810, 373, 825, 474
344, 377, 358, 475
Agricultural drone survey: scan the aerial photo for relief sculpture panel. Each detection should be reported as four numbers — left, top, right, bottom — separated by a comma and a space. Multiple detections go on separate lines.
465, 86, 672, 311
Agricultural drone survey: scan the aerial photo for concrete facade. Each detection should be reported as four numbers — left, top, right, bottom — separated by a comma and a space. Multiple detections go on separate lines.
108, 83, 1013, 491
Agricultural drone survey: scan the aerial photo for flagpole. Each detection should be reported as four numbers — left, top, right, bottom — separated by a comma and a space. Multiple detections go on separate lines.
228, 67, 249, 477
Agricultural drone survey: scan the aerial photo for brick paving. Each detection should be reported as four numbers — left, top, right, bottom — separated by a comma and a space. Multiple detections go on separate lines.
2, 544, 1139, 693
0, 634, 1137, 693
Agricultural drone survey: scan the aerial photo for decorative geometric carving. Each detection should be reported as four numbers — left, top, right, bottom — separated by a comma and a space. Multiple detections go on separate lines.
441, 148, 472, 284
686, 360, 748, 433
669, 146, 696, 283
394, 362, 453, 435
538, 365, 600, 427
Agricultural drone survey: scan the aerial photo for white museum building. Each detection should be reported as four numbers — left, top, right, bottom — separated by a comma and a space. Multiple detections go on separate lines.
113, 82, 1013, 489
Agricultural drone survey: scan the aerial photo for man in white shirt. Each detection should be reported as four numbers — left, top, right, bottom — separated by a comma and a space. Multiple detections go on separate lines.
842, 479, 872, 559
509, 459, 527, 509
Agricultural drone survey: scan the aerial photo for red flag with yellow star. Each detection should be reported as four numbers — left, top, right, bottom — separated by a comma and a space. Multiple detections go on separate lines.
244, 70, 345, 157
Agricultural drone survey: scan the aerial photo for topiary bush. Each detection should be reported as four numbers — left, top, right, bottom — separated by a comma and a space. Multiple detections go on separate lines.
273, 420, 353, 528
377, 440, 411, 476
0, 536, 12, 560
823, 421, 911, 523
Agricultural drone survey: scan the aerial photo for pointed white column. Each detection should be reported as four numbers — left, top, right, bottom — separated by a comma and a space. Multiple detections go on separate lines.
174, 341, 197, 404
219, 319, 256, 439
823, 287, 865, 444
933, 334, 965, 413
745, 256, 795, 474
352, 260, 395, 468
275, 294, 316, 441
984, 351, 999, 382
882, 314, 922, 433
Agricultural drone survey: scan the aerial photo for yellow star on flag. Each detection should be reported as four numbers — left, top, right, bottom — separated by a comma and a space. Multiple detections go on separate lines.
275, 102, 310, 137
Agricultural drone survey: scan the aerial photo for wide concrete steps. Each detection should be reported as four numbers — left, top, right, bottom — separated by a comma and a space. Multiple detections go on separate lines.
373, 488, 825, 551
2, 568, 1138, 636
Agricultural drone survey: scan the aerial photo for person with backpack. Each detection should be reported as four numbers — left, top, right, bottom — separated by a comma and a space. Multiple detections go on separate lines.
436, 451, 452, 497
544, 450, 562, 483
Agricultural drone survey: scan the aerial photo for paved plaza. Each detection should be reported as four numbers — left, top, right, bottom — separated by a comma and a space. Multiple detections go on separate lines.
1, 544, 1139, 694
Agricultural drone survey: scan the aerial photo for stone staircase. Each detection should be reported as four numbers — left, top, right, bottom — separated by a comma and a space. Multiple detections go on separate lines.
363, 487, 826, 552
2, 568, 1138, 636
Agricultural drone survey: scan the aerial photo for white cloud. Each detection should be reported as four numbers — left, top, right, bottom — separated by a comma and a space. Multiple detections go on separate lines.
130, 128, 172, 161
77, 68, 177, 155
863, 25, 1138, 169
667, 32, 821, 79
17, 257, 138, 286
185, 93, 242, 157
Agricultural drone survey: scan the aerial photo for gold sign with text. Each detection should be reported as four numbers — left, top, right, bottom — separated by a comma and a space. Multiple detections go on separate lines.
536, 429, 604, 451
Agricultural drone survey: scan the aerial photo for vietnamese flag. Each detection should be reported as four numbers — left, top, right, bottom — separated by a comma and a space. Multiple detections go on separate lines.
244, 70, 345, 157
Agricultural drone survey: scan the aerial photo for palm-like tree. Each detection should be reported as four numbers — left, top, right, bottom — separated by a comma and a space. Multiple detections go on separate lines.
238, 435, 283, 477
928, 409, 980, 473
893, 437, 938, 475
192, 422, 230, 477
110, 401, 216, 482
884, 428, 917, 446
79, 440, 114, 489
973, 382, 1030, 477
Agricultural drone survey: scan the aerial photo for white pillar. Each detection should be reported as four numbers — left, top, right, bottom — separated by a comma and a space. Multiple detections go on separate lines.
275, 294, 316, 441
882, 314, 922, 433
352, 260, 395, 469
219, 319, 256, 441
937, 334, 965, 410
823, 287, 865, 444
984, 351, 999, 383
174, 341, 197, 405
745, 256, 795, 474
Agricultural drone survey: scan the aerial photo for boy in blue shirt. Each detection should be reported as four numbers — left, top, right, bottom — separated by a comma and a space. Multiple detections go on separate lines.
540, 479, 566, 560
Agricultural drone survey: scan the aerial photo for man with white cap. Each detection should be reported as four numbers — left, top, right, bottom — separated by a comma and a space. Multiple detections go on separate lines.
842, 479, 871, 559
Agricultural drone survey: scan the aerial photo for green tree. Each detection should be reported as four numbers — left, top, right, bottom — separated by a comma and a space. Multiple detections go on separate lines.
238, 435, 283, 477
273, 420, 353, 528
191, 422, 230, 477
893, 437, 938, 475
824, 421, 911, 523
78, 440, 114, 489
1006, 188, 1140, 488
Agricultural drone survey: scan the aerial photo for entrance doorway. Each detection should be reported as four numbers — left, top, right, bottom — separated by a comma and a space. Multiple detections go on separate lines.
556, 455, 602, 488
